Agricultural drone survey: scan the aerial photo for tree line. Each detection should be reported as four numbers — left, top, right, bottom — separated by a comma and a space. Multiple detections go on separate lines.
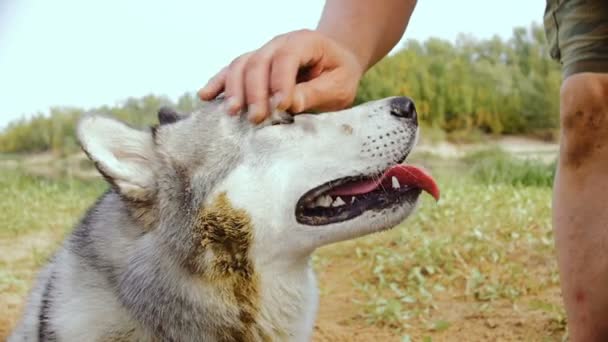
0, 94, 200, 155
0, 23, 560, 154
356, 23, 560, 135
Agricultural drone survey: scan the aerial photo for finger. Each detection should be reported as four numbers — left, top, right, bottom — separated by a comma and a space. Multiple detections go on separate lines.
244, 53, 273, 124
269, 50, 298, 111
290, 71, 354, 113
269, 30, 326, 111
198, 68, 227, 101
224, 54, 251, 115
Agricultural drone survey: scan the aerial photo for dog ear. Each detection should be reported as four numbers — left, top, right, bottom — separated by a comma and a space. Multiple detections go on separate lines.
157, 106, 185, 125
77, 115, 157, 201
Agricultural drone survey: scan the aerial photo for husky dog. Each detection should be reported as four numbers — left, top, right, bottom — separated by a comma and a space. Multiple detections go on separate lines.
9, 96, 439, 342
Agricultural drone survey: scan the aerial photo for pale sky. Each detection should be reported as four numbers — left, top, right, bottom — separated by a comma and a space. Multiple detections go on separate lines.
0, 0, 546, 127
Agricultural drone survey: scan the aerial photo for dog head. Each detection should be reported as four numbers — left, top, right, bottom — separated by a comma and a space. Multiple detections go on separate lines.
77, 96, 439, 266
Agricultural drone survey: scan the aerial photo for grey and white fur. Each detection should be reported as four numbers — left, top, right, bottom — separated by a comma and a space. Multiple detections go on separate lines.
9, 96, 425, 342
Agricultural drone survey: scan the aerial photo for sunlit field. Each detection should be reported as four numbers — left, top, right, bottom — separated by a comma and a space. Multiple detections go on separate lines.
0, 141, 565, 341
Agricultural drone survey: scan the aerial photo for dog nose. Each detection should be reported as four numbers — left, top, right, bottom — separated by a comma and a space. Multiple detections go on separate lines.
389, 97, 417, 122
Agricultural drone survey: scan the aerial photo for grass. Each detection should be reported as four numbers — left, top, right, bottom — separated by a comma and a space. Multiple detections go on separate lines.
465, 148, 556, 187
0, 169, 106, 335
0, 168, 105, 264
0, 168, 106, 238
313, 148, 565, 339
349, 179, 556, 325
0, 148, 565, 340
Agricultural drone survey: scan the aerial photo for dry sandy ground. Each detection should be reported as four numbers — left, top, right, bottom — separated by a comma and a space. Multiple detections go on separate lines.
1, 233, 566, 341
312, 249, 566, 342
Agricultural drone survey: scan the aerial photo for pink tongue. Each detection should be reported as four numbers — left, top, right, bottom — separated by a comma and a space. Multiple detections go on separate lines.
328, 165, 440, 201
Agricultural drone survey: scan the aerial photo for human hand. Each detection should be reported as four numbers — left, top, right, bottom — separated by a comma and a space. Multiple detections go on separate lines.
198, 29, 365, 123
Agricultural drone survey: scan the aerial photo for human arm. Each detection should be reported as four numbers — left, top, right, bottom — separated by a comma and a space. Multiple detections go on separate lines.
198, 0, 417, 123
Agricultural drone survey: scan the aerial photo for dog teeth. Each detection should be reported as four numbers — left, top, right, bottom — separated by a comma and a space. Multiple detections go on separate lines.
316, 195, 333, 207
307, 195, 354, 209
391, 176, 401, 189
332, 196, 346, 207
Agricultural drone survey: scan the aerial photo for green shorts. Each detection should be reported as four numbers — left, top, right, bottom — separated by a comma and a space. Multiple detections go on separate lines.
544, 0, 608, 77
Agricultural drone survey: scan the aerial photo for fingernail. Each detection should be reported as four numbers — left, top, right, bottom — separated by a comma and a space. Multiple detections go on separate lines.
247, 105, 268, 124
247, 104, 259, 118
250, 112, 266, 124
226, 97, 240, 115
270, 92, 284, 110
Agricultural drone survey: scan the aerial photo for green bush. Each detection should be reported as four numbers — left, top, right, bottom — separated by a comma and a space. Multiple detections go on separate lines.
446, 128, 487, 144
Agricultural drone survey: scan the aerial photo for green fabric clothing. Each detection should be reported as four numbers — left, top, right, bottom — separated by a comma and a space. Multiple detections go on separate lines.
544, 0, 608, 77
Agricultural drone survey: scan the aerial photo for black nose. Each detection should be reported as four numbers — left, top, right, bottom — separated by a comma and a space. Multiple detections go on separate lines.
390, 97, 417, 121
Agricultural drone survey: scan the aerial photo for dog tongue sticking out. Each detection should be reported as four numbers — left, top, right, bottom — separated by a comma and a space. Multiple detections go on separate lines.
328, 165, 440, 201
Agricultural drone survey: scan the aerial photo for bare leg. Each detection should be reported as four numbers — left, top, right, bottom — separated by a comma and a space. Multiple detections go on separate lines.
554, 72, 608, 341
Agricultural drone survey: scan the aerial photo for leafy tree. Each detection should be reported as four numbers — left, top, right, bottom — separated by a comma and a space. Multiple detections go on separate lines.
357, 23, 561, 136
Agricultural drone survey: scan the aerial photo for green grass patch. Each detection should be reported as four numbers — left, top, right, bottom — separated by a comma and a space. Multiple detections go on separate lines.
0, 169, 106, 238
465, 148, 556, 187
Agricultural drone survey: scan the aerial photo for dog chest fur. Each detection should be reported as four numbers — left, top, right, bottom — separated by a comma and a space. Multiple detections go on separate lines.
189, 193, 267, 341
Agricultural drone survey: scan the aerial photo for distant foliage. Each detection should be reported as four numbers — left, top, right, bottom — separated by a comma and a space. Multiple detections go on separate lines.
1, 24, 560, 154
356, 23, 561, 135
0, 94, 201, 154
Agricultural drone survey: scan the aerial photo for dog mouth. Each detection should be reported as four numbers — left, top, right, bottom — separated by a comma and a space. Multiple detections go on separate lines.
296, 164, 440, 226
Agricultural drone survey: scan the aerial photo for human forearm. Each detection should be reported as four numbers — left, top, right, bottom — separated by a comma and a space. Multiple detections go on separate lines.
316, 0, 417, 71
